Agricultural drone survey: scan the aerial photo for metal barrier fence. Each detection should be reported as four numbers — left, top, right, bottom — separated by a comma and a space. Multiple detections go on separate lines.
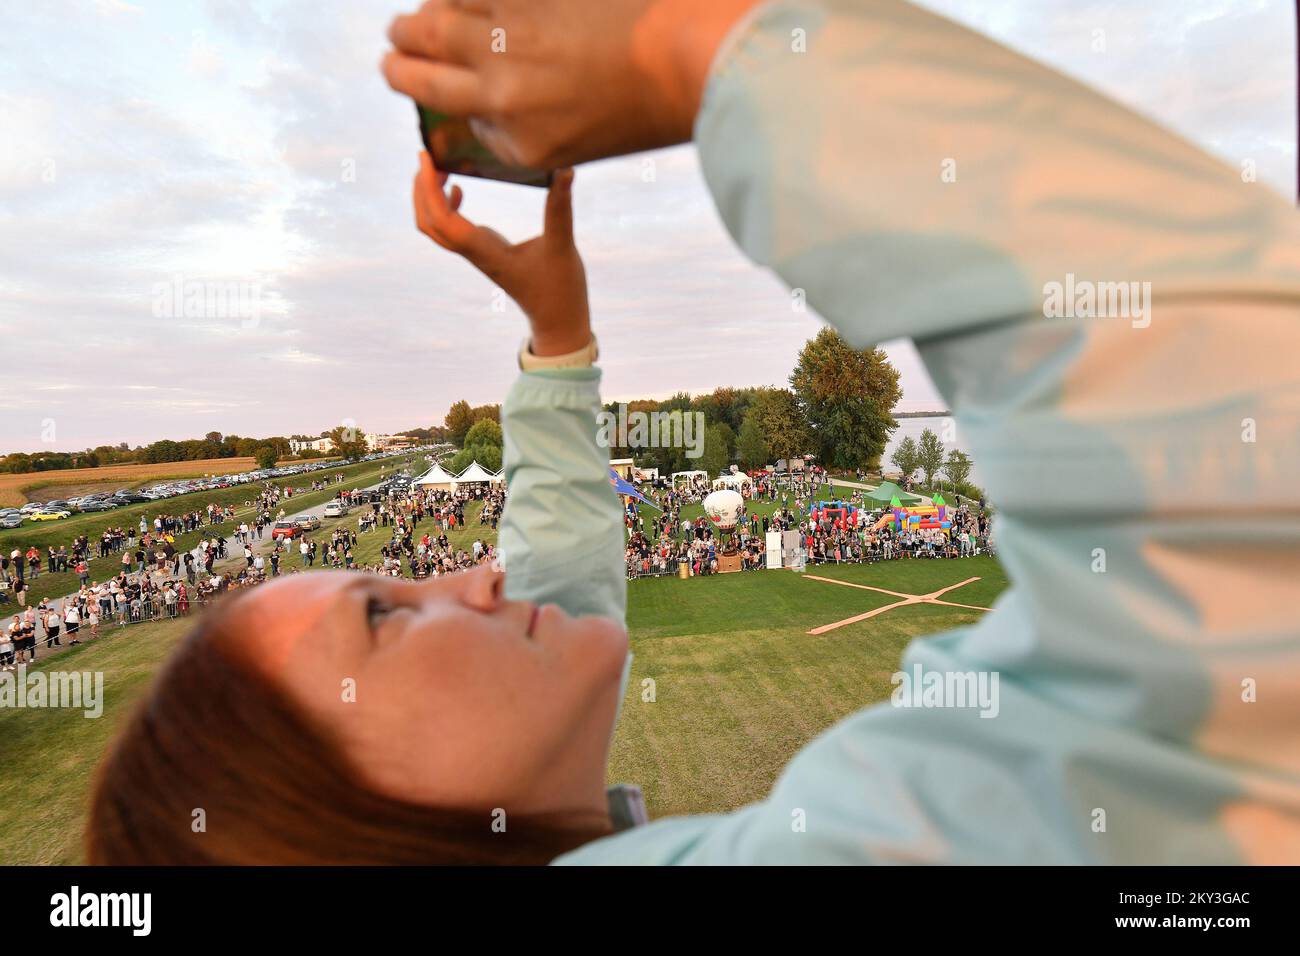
627, 540, 996, 581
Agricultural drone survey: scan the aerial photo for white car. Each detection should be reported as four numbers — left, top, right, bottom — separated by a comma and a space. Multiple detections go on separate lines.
322, 501, 350, 518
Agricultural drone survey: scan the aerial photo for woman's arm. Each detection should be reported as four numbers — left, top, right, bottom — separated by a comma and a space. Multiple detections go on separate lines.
497, 368, 626, 621
410, 155, 626, 623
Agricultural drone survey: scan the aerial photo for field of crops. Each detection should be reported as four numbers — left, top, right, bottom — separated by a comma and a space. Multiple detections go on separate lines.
0, 457, 333, 507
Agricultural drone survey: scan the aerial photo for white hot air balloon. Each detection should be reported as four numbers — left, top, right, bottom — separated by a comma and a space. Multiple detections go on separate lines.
703, 489, 746, 531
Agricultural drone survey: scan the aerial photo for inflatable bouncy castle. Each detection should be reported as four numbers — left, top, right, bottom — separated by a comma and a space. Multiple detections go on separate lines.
872, 493, 953, 534
809, 499, 862, 530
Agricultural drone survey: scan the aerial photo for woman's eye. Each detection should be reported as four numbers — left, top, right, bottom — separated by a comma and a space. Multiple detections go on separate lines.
367, 598, 393, 628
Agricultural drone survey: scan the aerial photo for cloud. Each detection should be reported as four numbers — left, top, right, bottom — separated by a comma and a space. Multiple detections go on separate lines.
0, 0, 1293, 451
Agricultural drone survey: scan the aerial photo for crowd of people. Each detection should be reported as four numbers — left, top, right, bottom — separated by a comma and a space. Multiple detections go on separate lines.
622, 480, 993, 579
0, 462, 995, 668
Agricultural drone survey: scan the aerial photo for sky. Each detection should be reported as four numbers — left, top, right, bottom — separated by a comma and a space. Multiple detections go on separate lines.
0, 0, 1295, 452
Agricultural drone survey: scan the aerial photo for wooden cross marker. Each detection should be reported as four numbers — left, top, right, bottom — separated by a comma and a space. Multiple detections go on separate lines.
803, 574, 993, 635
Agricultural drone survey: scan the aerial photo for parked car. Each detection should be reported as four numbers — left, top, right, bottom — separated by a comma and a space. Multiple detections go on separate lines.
28, 509, 72, 521
270, 520, 301, 540
78, 499, 117, 512
1, 514, 24, 529
294, 514, 321, 531
19, 503, 44, 514
322, 501, 350, 518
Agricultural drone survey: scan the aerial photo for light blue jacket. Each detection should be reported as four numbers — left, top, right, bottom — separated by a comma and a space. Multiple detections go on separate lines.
503, 0, 1300, 864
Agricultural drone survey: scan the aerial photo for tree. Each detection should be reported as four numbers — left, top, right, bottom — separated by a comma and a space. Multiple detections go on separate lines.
445, 444, 502, 475
890, 436, 920, 479
463, 418, 503, 450
328, 425, 368, 462
254, 445, 279, 470
735, 412, 770, 469
790, 328, 902, 470
444, 400, 475, 447
943, 449, 973, 488
698, 422, 734, 476
748, 387, 811, 462
916, 428, 945, 486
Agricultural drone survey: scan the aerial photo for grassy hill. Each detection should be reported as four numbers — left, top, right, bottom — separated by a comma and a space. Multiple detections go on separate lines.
0, 455, 420, 608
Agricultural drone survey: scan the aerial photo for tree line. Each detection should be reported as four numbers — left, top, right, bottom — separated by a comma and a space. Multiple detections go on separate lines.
0, 423, 432, 475
429, 329, 982, 494
597, 327, 909, 479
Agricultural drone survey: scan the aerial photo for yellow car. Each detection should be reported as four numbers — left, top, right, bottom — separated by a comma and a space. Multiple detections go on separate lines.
28, 509, 71, 521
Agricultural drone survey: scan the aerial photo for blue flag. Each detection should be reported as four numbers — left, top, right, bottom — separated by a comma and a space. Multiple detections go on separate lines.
609, 468, 661, 510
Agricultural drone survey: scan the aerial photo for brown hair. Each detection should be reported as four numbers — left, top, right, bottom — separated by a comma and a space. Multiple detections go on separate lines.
86, 605, 612, 865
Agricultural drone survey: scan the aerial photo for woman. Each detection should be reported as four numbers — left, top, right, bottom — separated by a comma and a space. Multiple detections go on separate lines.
0, 621, 14, 672
44, 606, 61, 649
63, 597, 80, 645
88, 161, 630, 864
379, 0, 1300, 865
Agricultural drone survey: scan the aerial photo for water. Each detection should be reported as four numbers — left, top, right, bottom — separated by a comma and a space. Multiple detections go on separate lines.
881, 415, 983, 489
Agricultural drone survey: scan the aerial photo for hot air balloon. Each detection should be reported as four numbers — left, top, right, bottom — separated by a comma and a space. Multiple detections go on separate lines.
703, 489, 746, 531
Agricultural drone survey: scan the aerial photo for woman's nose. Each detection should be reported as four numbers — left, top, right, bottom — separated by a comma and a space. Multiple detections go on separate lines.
438, 562, 505, 613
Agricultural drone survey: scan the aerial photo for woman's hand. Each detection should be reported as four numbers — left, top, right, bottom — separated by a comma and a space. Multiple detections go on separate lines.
412, 151, 591, 356
383, 0, 759, 170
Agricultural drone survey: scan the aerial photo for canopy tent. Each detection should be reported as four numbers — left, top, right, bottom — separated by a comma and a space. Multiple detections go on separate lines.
456, 461, 503, 484
711, 473, 753, 491
863, 481, 922, 505
671, 470, 708, 485
413, 463, 459, 489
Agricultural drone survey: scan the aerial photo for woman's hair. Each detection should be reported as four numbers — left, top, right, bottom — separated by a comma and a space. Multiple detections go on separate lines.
86, 601, 612, 865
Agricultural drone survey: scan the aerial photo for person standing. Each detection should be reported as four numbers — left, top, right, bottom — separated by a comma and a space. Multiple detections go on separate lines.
44, 605, 60, 648
64, 599, 81, 645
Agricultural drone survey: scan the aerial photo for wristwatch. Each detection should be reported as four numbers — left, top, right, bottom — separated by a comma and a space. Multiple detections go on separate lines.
518, 334, 598, 371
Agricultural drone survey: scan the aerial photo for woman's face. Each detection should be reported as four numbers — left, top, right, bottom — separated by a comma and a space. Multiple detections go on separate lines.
220, 565, 628, 820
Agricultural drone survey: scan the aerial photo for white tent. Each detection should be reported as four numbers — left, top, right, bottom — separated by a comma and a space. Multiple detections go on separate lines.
414, 463, 458, 490
712, 473, 753, 491
457, 461, 502, 484
671, 470, 708, 486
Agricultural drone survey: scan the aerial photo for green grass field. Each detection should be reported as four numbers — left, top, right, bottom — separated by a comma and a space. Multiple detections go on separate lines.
0, 549, 1007, 864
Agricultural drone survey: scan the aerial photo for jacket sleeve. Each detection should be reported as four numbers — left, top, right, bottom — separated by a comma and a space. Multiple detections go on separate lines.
498, 368, 627, 623
557, 0, 1300, 865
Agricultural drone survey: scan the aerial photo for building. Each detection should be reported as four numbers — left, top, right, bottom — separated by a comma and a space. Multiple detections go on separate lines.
289, 437, 333, 454
365, 433, 415, 453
